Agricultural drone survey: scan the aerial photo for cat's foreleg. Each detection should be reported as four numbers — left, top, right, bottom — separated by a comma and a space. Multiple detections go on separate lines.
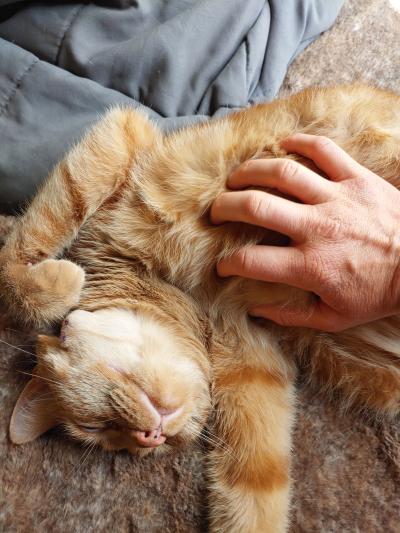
208, 340, 295, 533
0, 108, 158, 325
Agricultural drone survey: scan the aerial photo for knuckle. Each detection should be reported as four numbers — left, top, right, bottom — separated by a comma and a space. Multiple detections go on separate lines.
309, 205, 343, 240
277, 158, 299, 182
243, 191, 268, 221
348, 173, 374, 199
288, 251, 305, 280
235, 247, 255, 274
313, 135, 335, 152
303, 251, 325, 282
296, 207, 318, 238
318, 215, 343, 240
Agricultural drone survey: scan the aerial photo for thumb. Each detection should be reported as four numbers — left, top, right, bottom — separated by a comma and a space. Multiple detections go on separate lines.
250, 300, 347, 332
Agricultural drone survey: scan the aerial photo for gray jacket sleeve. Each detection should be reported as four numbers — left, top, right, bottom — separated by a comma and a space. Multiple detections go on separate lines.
0, 0, 343, 213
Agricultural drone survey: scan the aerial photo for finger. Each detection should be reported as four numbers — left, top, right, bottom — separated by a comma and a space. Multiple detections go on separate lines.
217, 245, 315, 291
250, 300, 351, 332
211, 190, 312, 241
281, 134, 363, 182
228, 158, 334, 204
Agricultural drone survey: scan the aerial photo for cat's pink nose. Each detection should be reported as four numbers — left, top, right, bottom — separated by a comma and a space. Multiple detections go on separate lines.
132, 428, 166, 448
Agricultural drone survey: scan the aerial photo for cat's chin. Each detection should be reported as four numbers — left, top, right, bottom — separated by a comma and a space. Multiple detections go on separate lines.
127, 440, 184, 457
96, 432, 192, 456
96, 439, 170, 456
123, 441, 162, 455
112, 443, 170, 457
129, 446, 158, 457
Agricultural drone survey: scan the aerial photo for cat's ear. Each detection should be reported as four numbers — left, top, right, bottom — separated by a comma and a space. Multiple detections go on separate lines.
9, 377, 59, 444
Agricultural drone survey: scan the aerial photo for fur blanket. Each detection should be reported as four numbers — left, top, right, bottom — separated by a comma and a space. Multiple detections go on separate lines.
1, 1, 400, 530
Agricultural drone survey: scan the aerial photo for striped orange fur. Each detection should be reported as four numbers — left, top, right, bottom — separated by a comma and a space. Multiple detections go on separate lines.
1, 85, 400, 531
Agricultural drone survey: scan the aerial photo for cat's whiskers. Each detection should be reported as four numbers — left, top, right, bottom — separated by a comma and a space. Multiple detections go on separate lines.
200, 429, 232, 451
4, 327, 27, 334
0, 337, 36, 357
60, 439, 99, 520
25, 392, 53, 404
186, 419, 221, 443
196, 431, 239, 462
15, 344, 36, 348
190, 423, 241, 463
72, 439, 98, 477
17, 370, 63, 388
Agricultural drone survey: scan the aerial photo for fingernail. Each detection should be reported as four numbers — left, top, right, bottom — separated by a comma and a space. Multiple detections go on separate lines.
216, 260, 231, 278
249, 306, 267, 317
209, 203, 222, 225
227, 160, 251, 187
279, 138, 291, 149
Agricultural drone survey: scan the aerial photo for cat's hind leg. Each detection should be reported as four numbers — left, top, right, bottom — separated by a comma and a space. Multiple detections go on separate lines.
0, 108, 159, 325
296, 318, 400, 418
208, 332, 295, 533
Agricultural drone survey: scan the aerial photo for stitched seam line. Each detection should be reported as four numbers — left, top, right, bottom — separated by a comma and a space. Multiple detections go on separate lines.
245, 37, 249, 94
0, 58, 39, 119
55, 4, 86, 65
250, 2, 273, 102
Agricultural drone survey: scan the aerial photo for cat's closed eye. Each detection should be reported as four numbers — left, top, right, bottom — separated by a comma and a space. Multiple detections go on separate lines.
76, 423, 108, 433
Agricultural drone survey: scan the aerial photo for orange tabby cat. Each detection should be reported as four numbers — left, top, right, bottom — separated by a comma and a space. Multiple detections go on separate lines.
1, 85, 400, 532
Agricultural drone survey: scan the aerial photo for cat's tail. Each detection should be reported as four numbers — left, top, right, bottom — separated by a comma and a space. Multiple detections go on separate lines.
207, 328, 294, 533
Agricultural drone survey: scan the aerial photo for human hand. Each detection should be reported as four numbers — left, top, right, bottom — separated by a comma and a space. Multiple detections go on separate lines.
211, 133, 400, 331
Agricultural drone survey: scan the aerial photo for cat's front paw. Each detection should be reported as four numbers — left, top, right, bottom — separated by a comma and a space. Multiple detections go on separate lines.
31, 258, 84, 304
1, 259, 85, 325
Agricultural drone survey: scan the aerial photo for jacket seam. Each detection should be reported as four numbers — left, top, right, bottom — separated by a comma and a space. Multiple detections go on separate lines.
0, 58, 39, 119
55, 5, 86, 65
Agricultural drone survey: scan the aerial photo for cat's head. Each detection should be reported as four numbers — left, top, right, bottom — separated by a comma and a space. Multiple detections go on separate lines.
9, 307, 211, 455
